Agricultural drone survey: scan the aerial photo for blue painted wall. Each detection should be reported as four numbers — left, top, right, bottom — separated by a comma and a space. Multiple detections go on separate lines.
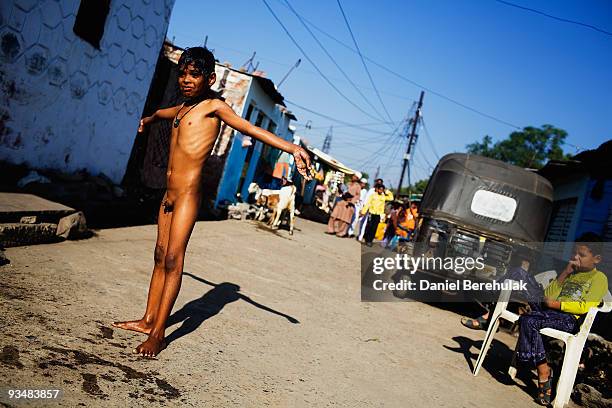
575, 179, 612, 239
215, 132, 251, 205
214, 78, 295, 206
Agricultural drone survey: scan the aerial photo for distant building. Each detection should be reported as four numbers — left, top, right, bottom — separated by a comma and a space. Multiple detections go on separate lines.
130, 41, 298, 208
0, 0, 174, 183
539, 140, 612, 264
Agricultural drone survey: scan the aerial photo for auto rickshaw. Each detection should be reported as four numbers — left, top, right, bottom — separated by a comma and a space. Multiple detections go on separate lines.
393, 153, 554, 299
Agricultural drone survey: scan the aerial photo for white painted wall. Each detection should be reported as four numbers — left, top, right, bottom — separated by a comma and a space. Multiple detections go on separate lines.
244, 77, 292, 141
0, 0, 174, 183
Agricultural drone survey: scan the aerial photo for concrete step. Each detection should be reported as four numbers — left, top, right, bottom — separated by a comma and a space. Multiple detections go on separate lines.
0, 222, 61, 247
0, 193, 74, 223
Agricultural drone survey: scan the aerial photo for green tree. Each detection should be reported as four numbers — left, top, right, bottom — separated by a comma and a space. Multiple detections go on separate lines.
466, 125, 571, 169
397, 178, 429, 197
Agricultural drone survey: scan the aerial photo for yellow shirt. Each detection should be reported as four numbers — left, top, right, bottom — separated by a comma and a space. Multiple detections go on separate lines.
544, 268, 608, 317
361, 190, 393, 216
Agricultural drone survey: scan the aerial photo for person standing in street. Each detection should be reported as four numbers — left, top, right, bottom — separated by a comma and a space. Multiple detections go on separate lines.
361, 184, 393, 246
357, 178, 383, 241
326, 175, 361, 237
349, 177, 368, 237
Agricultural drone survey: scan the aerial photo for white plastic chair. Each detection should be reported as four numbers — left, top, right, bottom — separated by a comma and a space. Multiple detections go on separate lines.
472, 272, 612, 408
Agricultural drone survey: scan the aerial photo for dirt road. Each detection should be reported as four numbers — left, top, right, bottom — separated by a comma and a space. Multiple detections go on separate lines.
1, 218, 556, 407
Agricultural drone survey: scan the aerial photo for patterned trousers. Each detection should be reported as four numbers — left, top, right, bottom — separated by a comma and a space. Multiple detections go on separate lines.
500, 267, 579, 366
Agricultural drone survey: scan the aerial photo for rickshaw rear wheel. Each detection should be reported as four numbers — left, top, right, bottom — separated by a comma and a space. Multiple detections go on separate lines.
391, 270, 418, 299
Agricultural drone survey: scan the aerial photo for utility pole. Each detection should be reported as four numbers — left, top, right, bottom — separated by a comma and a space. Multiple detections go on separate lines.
241, 52, 259, 73
396, 91, 424, 197
322, 126, 333, 154
374, 165, 380, 181
278, 59, 301, 88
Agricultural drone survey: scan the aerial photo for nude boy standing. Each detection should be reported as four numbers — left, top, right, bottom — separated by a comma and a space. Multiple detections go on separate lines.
113, 47, 312, 357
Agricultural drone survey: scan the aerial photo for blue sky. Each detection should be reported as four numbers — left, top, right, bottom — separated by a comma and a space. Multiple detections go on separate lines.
167, 0, 612, 186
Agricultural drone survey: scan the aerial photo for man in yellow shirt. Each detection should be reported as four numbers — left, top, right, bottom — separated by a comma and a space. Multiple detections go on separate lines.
360, 184, 393, 246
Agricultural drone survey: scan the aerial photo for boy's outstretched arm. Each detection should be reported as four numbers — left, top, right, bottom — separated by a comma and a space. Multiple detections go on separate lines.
138, 105, 182, 133
214, 100, 312, 180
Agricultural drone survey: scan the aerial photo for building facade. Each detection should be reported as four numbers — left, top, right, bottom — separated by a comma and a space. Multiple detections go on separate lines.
539, 140, 612, 266
0, 0, 174, 183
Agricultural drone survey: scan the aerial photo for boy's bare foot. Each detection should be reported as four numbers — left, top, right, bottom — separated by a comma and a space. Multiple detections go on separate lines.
134, 335, 166, 358
112, 319, 153, 335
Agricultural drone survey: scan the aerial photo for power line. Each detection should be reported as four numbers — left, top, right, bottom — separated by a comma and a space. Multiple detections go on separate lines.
282, 0, 390, 126
416, 147, 435, 172
355, 120, 406, 169
357, 136, 402, 169
494, 0, 612, 37
381, 139, 407, 185
355, 134, 399, 168
261, 0, 391, 125
336, 0, 396, 125
420, 118, 441, 160
172, 29, 444, 104
285, 99, 392, 134
283, 5, 523, 130
294, 122, 388, 130
386, 132, 405, 171
410, 155, 431, 180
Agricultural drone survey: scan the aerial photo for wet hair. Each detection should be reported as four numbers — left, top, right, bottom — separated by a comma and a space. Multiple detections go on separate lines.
178, 47, 215, 76
575, 232, 603, 255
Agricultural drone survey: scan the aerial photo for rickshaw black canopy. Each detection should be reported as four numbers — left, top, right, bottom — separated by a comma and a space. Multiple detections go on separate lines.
420, 153, 554, 243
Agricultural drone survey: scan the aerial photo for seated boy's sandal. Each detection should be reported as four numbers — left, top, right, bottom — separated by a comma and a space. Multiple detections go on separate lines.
460, 316, 488, 330
536, 369, 553, 406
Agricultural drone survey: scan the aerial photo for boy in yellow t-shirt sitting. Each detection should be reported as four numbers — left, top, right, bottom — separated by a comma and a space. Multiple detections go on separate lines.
461, 232, 608, 405
518, 233, 607, 405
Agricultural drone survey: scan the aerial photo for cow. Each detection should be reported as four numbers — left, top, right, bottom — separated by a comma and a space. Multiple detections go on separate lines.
248, 182, 297, 234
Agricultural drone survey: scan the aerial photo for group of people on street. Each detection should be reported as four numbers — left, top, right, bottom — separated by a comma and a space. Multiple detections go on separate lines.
325, 177, 419, 247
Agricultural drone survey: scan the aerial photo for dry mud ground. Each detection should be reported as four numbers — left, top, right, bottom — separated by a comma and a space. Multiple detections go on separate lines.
0, 218, 569, 407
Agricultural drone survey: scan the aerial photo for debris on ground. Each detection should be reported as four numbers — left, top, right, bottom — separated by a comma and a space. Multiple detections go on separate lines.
0, 246, 8, 266
547, 333, 612, 406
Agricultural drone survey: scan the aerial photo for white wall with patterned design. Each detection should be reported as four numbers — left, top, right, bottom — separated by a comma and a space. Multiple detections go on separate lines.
0, 0, 175, 183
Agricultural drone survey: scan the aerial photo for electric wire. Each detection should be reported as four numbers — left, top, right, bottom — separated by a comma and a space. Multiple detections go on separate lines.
355, 120, 406, 169
282, 0, 390, 126
420, 118, 441, 161
494, 0, 612, 37
282, 5, 523, 129
336, 0, 396, 125
261, 0, 392, 125
285, 99, 391, 134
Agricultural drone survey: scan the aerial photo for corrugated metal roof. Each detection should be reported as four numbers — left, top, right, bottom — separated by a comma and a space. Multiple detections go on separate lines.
306, 145, 361, 177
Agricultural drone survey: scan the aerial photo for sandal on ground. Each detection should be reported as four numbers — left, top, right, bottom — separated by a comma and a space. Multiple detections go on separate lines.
461, 316, 488, 330
536, 369, 553, 406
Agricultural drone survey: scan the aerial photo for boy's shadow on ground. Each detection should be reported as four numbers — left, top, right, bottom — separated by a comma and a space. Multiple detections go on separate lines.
165, 272, 299, 345
443, 336, 536, 397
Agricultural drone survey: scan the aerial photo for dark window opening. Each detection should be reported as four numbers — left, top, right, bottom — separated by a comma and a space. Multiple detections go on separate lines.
545, 197, 578, 242
73, 0, 111, 49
